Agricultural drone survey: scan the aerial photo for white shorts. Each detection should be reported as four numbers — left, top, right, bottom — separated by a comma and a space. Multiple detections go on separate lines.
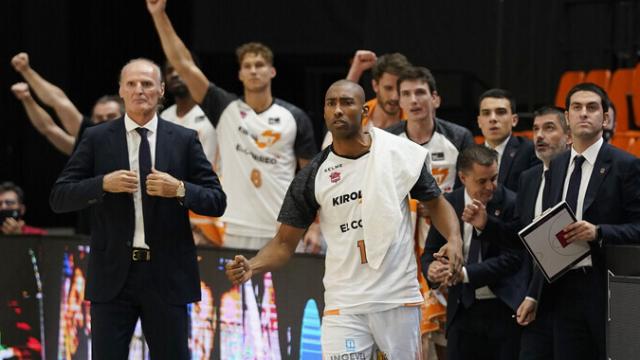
322, 306, 422, 360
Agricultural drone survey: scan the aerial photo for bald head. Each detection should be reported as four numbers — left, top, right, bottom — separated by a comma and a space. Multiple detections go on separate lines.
119, 58, 163, 84
326, 80, 365, 104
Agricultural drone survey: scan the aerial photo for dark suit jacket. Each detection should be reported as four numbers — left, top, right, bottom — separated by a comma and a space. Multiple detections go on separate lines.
544, 142, 640, 298
515, 164, 546, 301
499, 136, 540, 193
50, 117, 226, 305
422, 185, 527, 330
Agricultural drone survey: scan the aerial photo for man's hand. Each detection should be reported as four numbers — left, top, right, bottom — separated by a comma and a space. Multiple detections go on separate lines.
427, 260, 450, 284
146, 0, 167, 15
417, 202, 430, 218
103, 170, 138, 193
562, 221, 597, 243
434, 240, 463, 277
461, 199, 488, 230
346, 50, 377, 81
516, 298, 537, 325
225, 255, 252, 285
301, 222, 323, 254
1, 218, 24, 235
11, 52, 30, 73
11, 82, 32, 101
146, 168, 180, 197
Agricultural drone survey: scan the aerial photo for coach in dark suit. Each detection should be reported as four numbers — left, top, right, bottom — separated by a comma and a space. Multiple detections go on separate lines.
50, 58, 226, 359
543, 83, 640, 360
513, 106, 571, 360
423, 145, 527, 360
477, 88, 540, 192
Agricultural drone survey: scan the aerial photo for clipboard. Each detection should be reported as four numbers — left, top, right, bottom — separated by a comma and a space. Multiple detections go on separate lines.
518, 201, 591, 283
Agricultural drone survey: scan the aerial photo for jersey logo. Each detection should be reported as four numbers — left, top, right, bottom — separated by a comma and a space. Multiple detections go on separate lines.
431, 167, 449, 186
268, 117, 280, 125
431, 152, 445, 161
330, 171, 341, 183
240, 110, 247, 119
251, 169, 262, 188
255, 130, 281, 149
195, 115, 206, 123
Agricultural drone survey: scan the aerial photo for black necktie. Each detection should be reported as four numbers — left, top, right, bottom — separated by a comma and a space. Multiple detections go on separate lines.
565, 156, 585, 214
462, 231, 481, 308
135, 127, 152, 243
542, 169, 551, 211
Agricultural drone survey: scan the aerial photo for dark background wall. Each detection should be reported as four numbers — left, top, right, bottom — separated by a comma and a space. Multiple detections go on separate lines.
1, 0, 639, 229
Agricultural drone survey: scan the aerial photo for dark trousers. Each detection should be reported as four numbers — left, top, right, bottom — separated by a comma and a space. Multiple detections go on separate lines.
447, 298, 521, 360
90, 261, 189, 360
549, 267, 605, 360
519, 298, 554, 360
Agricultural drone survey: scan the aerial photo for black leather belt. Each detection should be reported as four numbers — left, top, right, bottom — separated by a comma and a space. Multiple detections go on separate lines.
132, 248, 151, 261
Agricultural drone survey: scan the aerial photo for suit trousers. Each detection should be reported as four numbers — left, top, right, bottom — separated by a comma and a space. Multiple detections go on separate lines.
447, 298, 521, 360
549, 267, 605, 360
90, 261, 189, 360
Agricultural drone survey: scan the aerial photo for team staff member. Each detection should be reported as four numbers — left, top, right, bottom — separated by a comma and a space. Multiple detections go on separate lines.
477, 89, 540, 192
544, 83, 640, 359
424, 145, 526, 360
515, 106, 570, 359
50, 58, 226, 359
226, 80, 463, 359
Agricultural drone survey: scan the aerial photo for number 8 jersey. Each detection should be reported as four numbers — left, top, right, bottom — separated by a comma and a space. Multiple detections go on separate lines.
278, 146, 441, 315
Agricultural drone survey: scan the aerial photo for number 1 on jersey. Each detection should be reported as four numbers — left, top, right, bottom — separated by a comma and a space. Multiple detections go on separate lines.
357, 240, 368, 264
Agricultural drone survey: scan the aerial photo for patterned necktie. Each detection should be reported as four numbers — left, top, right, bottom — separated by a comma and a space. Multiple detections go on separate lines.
565, 156, 585, 214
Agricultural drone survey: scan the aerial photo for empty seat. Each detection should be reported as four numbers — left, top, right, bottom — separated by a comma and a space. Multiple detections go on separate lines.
586, 69, 612, 91
555, 70, 586, 108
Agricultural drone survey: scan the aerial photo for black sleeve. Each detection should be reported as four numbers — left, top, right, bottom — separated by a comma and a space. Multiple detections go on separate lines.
277, 152, 325, 228
284, 102, 317, 160
199, 83, 237, 128
410, 164, 442, 201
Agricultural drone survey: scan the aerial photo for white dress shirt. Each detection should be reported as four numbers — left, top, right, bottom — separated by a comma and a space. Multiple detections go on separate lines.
486, 135, 511, 170
561, 137, 604, 267
124, 114, 158, 249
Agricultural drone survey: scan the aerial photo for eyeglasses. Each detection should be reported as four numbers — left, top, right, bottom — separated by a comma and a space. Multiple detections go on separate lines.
0, 199, 18, 206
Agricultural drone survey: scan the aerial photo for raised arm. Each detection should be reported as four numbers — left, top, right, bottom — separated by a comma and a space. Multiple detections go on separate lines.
11, 82, 75, 155
346, 50, 377, 82
147, 0, 209, 103
225, 224, 306, 284
11, 52, 83, 136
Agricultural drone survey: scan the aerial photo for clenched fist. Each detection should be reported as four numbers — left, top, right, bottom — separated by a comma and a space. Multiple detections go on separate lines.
11, 52, 30, 73
225, 255, 252, 285
145, 168, 180, 198
146, 0, 167, 15
103, 170, 139, 193
11, 82, 31, 101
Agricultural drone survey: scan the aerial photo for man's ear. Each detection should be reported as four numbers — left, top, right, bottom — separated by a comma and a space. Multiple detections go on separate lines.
362, 104, 369, 117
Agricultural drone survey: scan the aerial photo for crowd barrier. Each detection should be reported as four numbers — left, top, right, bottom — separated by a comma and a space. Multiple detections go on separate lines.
0, 235, 325, 360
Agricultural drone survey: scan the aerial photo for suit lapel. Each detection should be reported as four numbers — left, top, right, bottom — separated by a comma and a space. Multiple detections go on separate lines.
583, 143, 612, 213
147, 119, 173, 214
109, 119, 130, 171
451, 189, 465, 233
524, 166, 543, 223
498, 136, 518, 184
546, 151, 570, 209
483, 186, 505, 256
